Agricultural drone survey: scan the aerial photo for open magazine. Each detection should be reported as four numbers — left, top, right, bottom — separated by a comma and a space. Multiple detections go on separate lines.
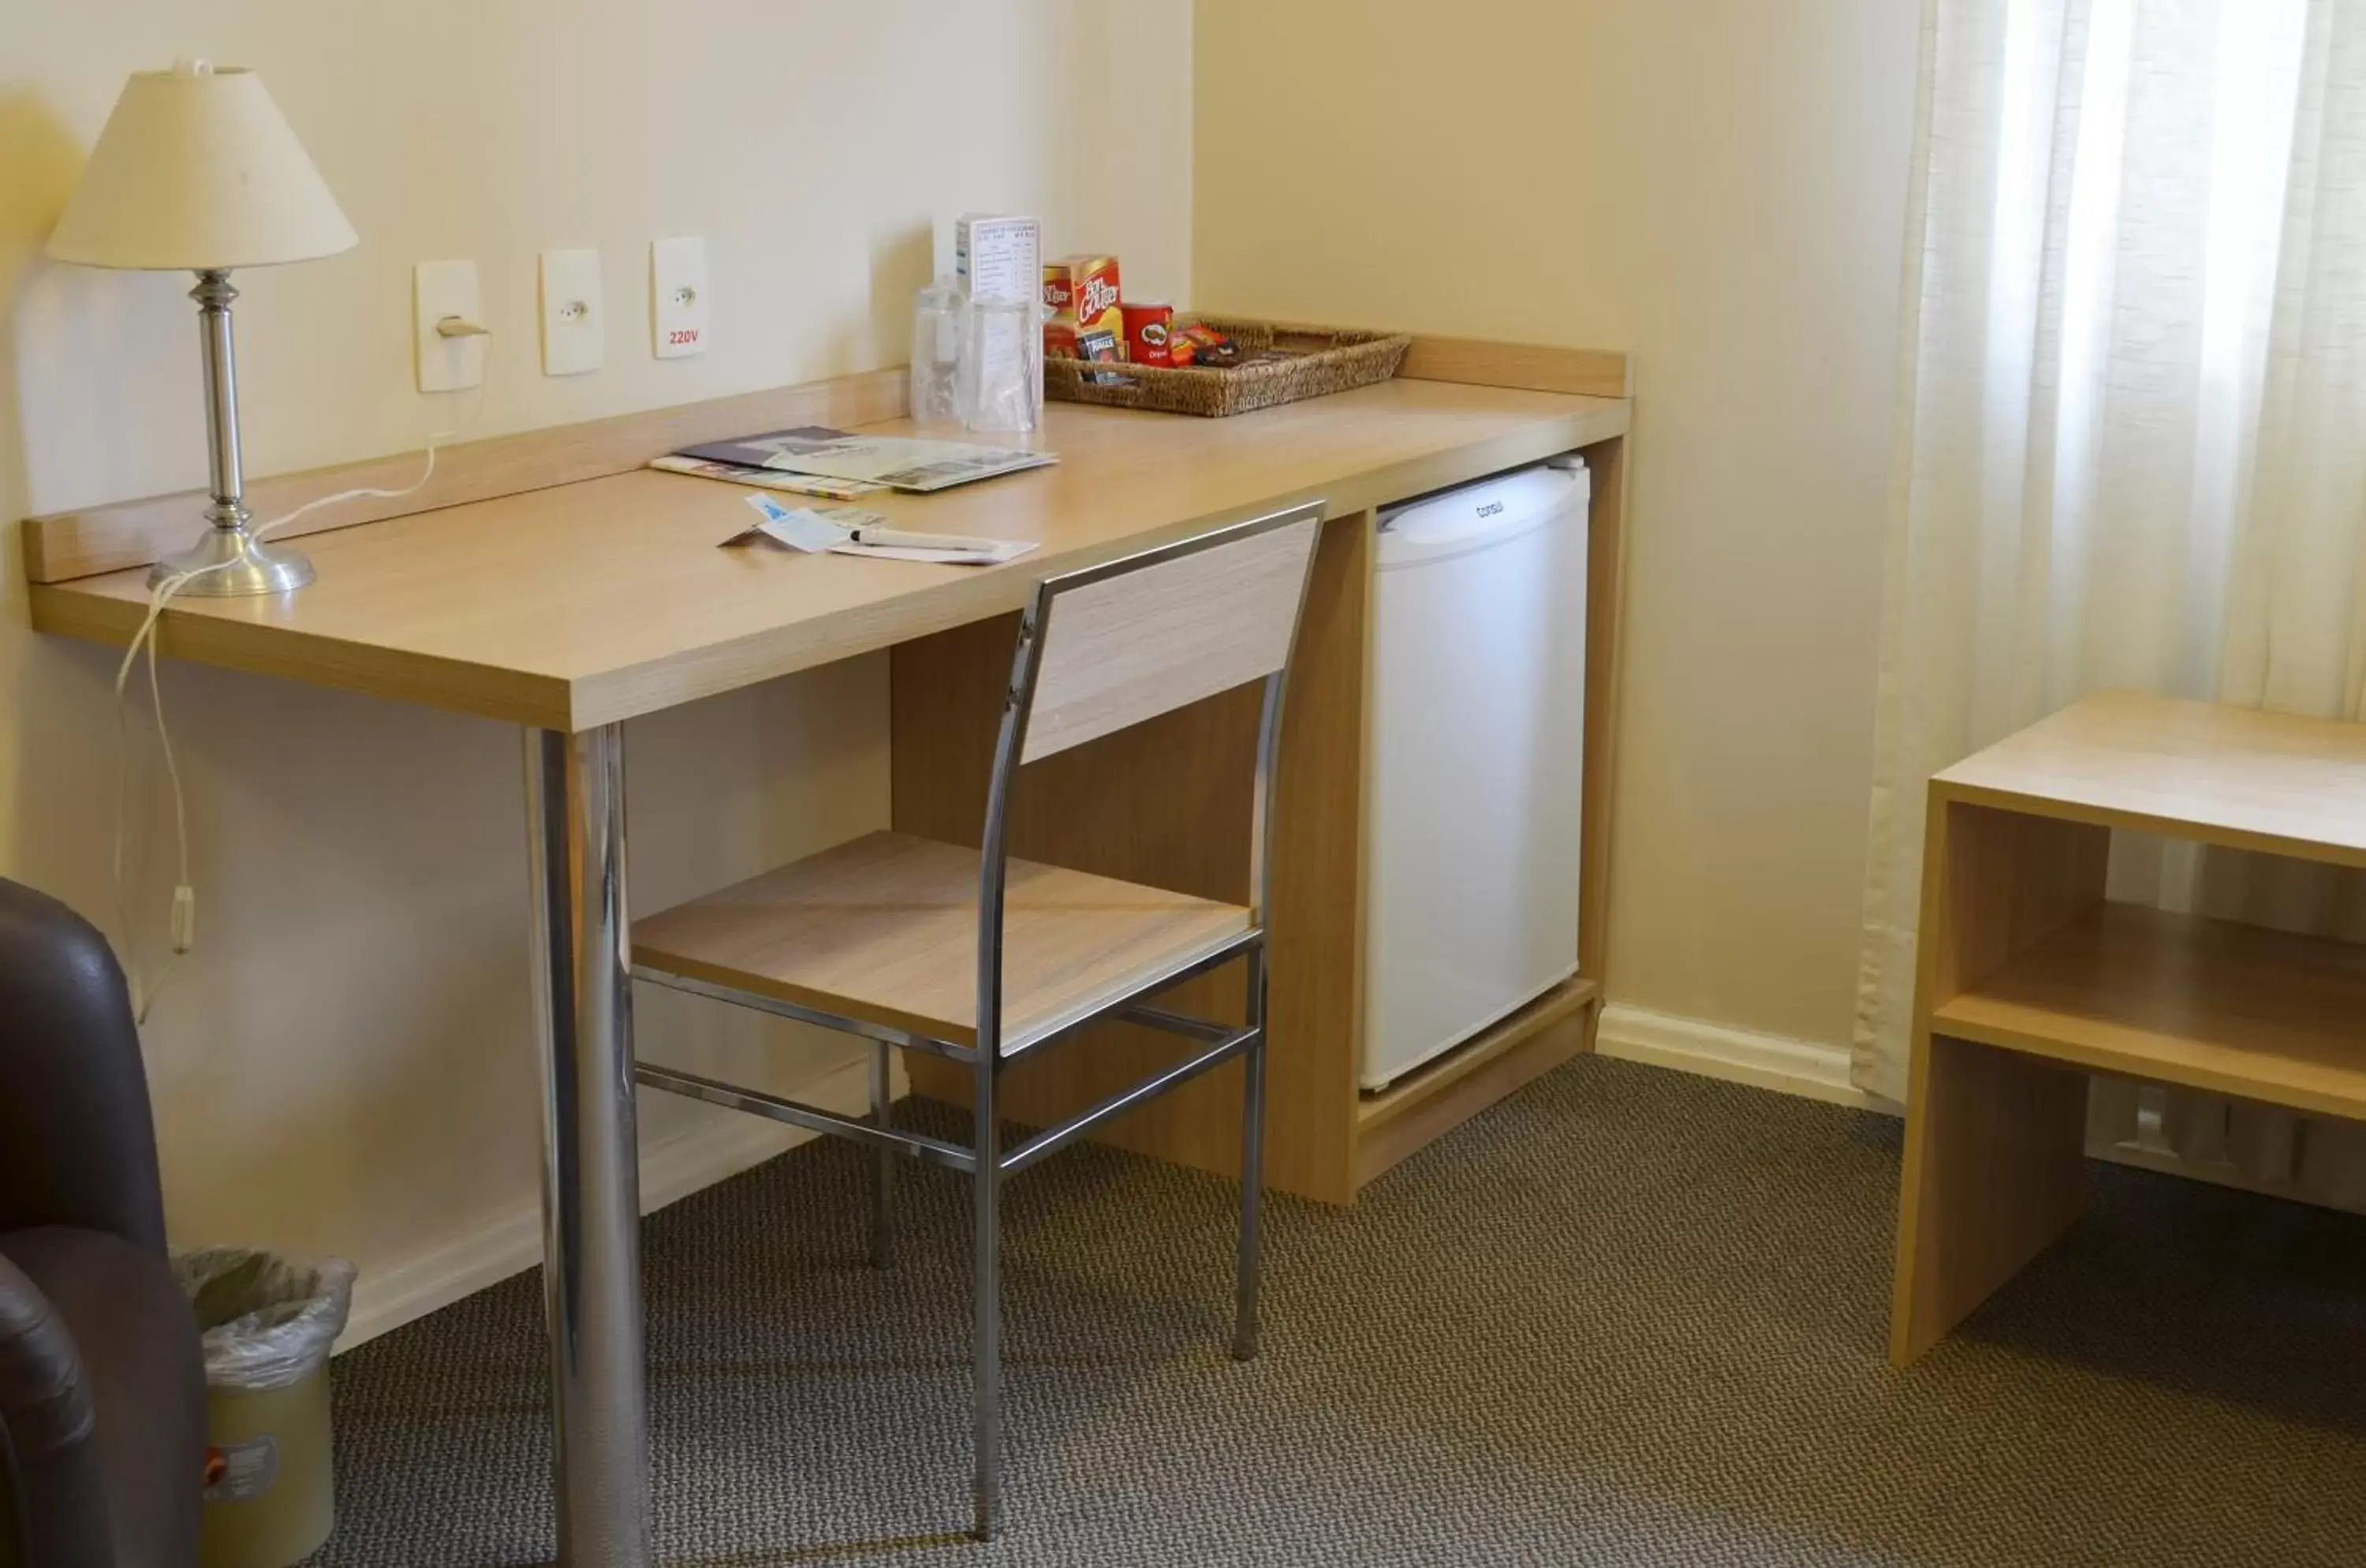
670, 425, 1055, 493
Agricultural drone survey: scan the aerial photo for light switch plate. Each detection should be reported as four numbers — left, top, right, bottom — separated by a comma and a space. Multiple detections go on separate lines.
538, 248, 604, 375
413, 259, 484, 393
650, 236, 710, 359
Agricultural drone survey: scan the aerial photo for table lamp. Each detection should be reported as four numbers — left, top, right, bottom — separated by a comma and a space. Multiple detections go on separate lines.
47, 60, 357, 595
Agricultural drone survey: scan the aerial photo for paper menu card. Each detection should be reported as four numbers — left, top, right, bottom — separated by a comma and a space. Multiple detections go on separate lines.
954, 213, 1040, 305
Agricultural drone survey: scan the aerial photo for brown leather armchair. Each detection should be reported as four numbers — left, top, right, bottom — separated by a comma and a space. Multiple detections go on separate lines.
0, 879, 205, 1568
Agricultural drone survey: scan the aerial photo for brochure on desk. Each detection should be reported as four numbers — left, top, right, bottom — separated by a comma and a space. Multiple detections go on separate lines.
676, 426, 1055, 493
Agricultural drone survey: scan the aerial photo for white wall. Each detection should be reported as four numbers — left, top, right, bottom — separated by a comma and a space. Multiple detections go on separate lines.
0, 0, 1192, 1342
1195, 0, 1920, 1055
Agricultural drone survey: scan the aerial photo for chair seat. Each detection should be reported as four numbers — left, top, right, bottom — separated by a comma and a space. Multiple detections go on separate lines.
632, 831, 1253, 1052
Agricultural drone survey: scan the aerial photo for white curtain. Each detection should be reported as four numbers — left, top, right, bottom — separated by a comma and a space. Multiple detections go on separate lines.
1857, 0, 2366, 1152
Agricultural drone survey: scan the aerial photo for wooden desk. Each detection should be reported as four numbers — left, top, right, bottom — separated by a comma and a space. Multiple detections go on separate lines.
1889, 691, 2366, 1367
26, 343, 1632, 1566
32, 375, 1625, 730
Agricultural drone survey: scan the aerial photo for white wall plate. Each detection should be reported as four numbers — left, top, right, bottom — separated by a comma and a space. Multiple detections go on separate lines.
538, 248, 604, 376
413, 259, 484, 393
650, 236, 710, 359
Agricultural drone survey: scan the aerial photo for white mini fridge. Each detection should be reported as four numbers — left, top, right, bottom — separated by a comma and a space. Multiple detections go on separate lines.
1363, 457, 1590, 1091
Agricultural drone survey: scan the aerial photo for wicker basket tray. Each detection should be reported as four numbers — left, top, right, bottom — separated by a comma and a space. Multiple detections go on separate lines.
1043, 317, 1411, 417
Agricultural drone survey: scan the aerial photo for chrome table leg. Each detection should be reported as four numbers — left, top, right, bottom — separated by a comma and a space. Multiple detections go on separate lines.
524, 725, 649, 1568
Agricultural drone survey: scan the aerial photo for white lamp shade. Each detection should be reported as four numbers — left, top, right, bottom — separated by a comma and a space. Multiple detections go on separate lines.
47, 62, 357, 271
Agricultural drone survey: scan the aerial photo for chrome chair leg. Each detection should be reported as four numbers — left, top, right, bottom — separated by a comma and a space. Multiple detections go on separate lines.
868, 1040, 894, 1269
1233, 946, 1267, 1362
972, 1057, 1003, 1540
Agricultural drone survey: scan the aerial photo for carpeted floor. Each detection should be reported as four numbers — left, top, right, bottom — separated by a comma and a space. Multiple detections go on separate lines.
314, 1056, 2366, 1566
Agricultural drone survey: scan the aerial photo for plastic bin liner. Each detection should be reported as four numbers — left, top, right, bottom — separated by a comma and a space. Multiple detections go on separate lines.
174, 1249, 356, 1392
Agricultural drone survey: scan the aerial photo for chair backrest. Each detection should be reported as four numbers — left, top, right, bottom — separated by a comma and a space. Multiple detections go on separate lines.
1017, 506, 1322, 763
969, 502, 1324, 1048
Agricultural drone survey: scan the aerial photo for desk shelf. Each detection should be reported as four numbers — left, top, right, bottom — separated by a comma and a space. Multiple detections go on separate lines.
1934, 902, 2366, 1122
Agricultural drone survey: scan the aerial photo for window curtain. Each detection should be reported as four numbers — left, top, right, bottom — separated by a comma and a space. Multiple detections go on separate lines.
1857, 0, 2366, 1149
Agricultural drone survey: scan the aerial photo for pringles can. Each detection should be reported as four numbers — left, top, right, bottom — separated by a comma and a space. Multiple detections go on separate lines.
1121, 301, 1175, 366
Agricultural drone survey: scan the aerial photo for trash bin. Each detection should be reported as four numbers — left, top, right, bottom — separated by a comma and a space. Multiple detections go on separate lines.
176, 1249, 356, 1568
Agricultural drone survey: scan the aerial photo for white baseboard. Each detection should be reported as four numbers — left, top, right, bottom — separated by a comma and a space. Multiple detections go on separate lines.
338, 1054, 872, 1351
1593, 1002, 1875, 1111
1591, 1005, 2366, 1216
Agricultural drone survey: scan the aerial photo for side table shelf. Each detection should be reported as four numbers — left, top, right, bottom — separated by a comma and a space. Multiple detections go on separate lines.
1890, 690, 2366, 1367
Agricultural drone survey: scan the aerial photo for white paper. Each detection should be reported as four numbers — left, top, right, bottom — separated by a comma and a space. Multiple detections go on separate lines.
727, 493, 1028, 566
728, 494, 883, 552
830, 539, 1037, 566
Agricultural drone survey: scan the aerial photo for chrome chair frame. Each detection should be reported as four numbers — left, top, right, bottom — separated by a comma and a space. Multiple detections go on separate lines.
632, 500, 1323, 1540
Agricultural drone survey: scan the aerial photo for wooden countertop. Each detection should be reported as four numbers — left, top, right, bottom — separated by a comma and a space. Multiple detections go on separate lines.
30, 376, 1627, 730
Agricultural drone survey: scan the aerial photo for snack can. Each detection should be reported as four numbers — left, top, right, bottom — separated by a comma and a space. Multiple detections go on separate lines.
1121, 301, 1174, 366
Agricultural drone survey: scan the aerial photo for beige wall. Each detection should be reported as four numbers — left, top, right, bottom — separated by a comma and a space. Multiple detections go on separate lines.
1196, 0, 1920, 1051
0, 0, 1192, 1342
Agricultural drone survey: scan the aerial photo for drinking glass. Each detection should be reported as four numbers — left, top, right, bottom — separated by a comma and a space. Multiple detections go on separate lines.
957, 296, 1042, 437
909, 278, 965, 426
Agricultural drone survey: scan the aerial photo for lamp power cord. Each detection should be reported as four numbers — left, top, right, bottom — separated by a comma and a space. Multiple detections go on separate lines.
113, 391, 486, 1022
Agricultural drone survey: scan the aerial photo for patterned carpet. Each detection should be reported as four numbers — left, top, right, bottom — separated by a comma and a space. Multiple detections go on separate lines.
314, 1056, 2366, 1566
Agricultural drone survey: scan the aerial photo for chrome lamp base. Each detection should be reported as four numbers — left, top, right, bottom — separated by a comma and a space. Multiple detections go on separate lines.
153, 268, 316, 596
148, 522, 316, 595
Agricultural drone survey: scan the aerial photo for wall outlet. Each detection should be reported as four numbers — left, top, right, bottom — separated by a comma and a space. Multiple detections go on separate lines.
538, 248, 604, 376
650, 236, 710, 359
412, 259, 485, 393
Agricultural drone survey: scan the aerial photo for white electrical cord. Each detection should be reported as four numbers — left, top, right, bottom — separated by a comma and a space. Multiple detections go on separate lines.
113, 394, 485, 1021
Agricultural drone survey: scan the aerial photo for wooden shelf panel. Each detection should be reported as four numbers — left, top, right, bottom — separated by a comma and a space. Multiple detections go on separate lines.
1932, 902, 2366, 1122
1934, 691, 2366, 870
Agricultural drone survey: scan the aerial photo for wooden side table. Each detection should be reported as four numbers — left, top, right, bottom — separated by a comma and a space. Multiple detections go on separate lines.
1889, 689, 2366, 1367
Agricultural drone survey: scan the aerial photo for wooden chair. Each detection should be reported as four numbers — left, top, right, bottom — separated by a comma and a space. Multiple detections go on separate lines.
630, 502, 1324, 1540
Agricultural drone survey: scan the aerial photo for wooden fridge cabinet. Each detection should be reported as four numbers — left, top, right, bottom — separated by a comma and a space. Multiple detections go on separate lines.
901, 337, 1633, 1204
